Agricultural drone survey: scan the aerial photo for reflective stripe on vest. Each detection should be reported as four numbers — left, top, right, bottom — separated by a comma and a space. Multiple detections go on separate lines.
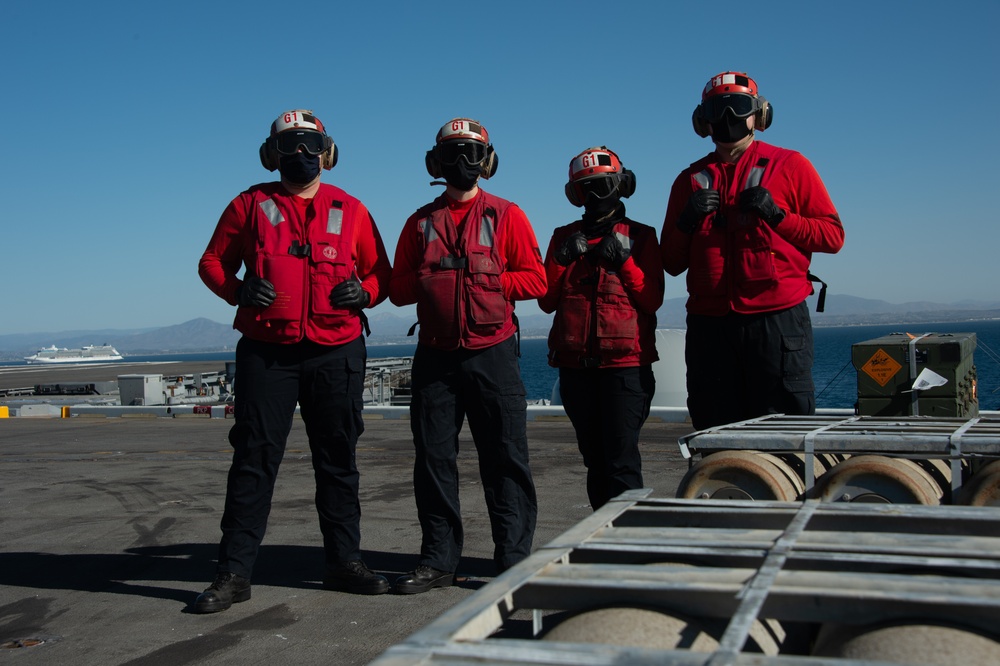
693, 157, 770, 191
744, 157, 770, 189
480, 210, 495, 247
327, 207, 343, 234
260, 199, 284, 226
419, 217, 438, 243
614, 230, 632, 252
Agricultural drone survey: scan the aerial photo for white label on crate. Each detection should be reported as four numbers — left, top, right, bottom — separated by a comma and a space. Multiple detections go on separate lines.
911, 368, 949, 392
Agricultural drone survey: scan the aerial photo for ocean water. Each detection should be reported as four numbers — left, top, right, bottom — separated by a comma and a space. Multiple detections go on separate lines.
365, 320, 1000, 410
6, 320, 999, 409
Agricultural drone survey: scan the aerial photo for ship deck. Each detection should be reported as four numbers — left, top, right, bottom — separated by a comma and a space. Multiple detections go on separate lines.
0, 359, 692, 665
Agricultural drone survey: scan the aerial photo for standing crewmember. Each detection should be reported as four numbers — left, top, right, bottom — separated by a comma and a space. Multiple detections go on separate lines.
540, 146, 663, 509
389, 118, 546, 593
660, 72, 844, 430
195, 109, 393, 613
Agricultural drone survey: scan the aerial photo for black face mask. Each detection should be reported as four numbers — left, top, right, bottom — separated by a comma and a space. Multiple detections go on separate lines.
581, 200, 625, 238
440, 160, 481, 191
279, 152, 321, 184
710, 108, 753, 143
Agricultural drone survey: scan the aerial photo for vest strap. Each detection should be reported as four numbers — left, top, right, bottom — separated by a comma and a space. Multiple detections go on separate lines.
439, 256, 467, 269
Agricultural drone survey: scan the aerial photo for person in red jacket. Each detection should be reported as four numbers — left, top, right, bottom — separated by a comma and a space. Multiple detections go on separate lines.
660, 72, 845, 431
390, 118, 546, 593
540, 147, 664, 509
195, 109, 393, 613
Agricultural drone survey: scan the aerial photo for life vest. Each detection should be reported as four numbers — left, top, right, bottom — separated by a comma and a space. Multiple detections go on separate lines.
412, 191, 515, 350
686, 142, 824, 313
233, 183, 362, 344
548, 220, 652, 367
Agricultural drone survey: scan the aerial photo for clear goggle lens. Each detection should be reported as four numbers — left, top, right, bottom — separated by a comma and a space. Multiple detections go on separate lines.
701, 94, 759, 122
272, 130, 329, 156
436, 141, 488, 166
572, 175, 619, 201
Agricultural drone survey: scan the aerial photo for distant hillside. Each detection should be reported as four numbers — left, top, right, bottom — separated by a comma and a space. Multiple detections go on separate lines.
2, 295, 999, 359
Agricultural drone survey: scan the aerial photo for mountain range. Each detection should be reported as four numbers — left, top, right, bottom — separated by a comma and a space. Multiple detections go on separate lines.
2, 294, 999, 358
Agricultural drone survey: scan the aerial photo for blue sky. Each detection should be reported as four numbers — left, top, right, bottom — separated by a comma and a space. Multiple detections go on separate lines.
3, 0, 998, 335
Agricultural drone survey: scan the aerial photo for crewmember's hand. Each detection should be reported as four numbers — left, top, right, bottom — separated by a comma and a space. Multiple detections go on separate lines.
593, 234, 630, 270
676, 189, 720, 233
330, 278, 371, 309
236, 276, 276, 308
739, 186, 785, 227
553, 232, 589, 266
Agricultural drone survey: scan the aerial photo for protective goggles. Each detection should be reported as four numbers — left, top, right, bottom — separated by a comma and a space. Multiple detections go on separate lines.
700, 93, 761, 122
436, 140, 488, 166
570, 174, 620, 201
271, 130, 329, 156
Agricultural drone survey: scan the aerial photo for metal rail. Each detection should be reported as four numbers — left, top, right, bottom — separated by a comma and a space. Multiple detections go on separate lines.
371, 494, 1000, 665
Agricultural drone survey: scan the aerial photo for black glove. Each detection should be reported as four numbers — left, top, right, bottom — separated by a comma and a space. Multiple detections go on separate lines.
739, 186, 785, 227
676, 189, 720, 233
330, 278, 371, 309
236, 276, 276, 308
593, 234, 630, 270
553, 232, 589, 266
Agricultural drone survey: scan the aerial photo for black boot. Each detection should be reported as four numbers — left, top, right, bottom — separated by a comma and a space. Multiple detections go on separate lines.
193, 572, 251, 614
323, 560, 389, 595
395, 565, 454, 594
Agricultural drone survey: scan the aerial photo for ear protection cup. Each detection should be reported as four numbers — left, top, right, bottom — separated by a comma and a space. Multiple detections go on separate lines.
618, 168, 636, 199
480, 145, 498, 179
322, 142, 339, 170
425, 150, 441, 179
692, 105, 711, 138
260, 141, 278, 171
754, 97, 772, 131
564, 181, 584, 207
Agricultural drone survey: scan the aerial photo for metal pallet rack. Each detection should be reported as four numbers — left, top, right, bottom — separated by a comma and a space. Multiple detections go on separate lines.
371, 493, 1000, 665
678, 414, 1000, 491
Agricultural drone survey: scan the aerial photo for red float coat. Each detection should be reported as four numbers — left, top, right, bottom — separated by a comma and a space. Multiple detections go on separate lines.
660, 141, 844, 316
539, 218, 664, 368
390, 189, 546, 350
199, 182, 391, 345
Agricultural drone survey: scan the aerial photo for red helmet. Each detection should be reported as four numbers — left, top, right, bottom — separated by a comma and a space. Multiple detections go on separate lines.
259, 109, 337, 171
426, 117, 498, 179
564, 146, 635, 207
702, 71, 759, 99
693, 72, 772, 137
435, 117, 489, 145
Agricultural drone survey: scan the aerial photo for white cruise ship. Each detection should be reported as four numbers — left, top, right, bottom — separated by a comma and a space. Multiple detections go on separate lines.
24, 344, 124, 364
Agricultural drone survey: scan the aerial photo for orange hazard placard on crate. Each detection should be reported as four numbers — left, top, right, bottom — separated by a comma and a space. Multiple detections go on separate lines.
861, 348, 903, 387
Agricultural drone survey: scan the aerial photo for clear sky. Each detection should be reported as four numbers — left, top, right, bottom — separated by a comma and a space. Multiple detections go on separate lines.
3, 0, 998, 335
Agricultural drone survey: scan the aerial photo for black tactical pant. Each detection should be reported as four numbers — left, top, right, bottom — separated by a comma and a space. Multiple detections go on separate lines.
408, 335, 537, 574
217, 335, 366, 579
559, 365, 655, 510
685, 300, 815, 431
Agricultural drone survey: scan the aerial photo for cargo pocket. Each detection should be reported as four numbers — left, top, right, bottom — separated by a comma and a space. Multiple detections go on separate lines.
552, 295, 591, 354
467, 254, 507, 328
596, 273, 636, 352
738, 243, 777, 292
781, 334, 814, 394
310, 242, 350, 317
346, 354, 366, 437
417, 269, 459, 333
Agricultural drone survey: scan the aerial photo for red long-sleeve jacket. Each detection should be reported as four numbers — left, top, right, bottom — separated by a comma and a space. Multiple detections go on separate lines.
390, 189, 546, 349
660, 141, 844, 316
540, 218, 664, 368
199, 182, 391, 346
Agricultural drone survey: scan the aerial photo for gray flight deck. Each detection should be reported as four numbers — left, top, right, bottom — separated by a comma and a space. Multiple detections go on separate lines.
0, 359, 692, 665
